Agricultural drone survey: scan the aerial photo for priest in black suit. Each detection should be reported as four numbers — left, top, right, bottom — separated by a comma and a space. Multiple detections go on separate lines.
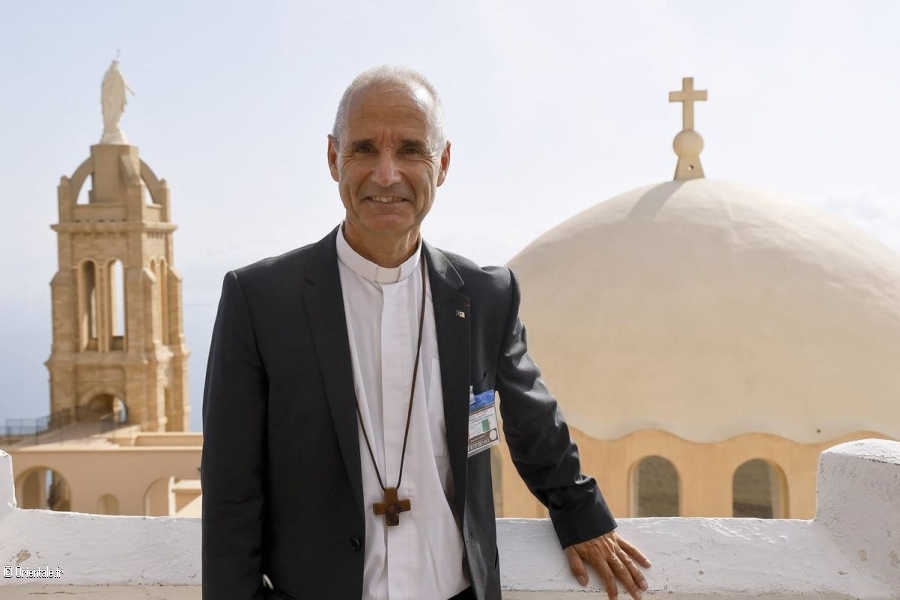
201, 65, 650, 600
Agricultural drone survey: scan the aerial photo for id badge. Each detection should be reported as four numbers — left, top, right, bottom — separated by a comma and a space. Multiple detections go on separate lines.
467, 387, 500, 457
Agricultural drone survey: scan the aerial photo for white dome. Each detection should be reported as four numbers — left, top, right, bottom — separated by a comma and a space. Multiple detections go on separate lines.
507, 179, 900, 443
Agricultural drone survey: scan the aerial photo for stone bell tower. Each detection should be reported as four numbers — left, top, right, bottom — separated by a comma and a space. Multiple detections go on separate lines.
45, 60, 190, 432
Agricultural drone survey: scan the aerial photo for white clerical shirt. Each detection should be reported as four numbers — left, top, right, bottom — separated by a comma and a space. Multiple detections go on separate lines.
336, 227, 469, 600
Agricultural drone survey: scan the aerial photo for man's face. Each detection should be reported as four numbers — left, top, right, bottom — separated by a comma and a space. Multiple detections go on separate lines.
327, 84, 450, 247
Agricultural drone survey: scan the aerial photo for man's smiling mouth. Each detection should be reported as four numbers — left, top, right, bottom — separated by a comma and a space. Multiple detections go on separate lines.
367, 196, 406, 203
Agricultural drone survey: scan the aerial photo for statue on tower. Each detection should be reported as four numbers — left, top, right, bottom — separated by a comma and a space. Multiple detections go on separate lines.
100, 59, 135, 144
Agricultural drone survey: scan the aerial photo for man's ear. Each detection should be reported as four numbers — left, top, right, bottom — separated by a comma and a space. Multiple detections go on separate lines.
327, 135, 340, 182
436, 141, 451, 187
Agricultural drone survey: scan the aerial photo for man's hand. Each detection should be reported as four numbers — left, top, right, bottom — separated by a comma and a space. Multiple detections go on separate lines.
565, 531, 651, 600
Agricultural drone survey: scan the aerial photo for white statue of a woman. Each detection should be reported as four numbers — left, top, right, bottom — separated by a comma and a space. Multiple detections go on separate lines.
101, 59, 135, 144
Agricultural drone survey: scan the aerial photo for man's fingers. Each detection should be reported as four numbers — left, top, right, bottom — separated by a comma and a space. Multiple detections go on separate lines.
580, 541, 622, 600
617, 536, 652, 568
569, 535, 650, 599
595, 559, 620, 600
564, 546, 589, 586
617, 550, 648, 590
608, 554, 644, 600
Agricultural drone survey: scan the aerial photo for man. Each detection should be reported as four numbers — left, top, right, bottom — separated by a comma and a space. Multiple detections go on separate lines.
202, 65, 650, 600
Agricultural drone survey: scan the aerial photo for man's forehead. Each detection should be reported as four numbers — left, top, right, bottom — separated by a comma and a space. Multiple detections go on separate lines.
345, 84, 435, 131
348, 81, 434, 109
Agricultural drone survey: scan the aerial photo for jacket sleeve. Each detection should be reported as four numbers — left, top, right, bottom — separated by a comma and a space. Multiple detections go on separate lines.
495, 267, 617, 548
201, 271, 268, 600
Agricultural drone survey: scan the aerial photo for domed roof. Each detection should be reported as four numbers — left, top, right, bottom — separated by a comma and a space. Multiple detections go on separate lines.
507, 179, 900, 443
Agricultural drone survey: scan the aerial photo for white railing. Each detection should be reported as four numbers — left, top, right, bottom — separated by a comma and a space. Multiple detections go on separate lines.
1, 439, 898, 599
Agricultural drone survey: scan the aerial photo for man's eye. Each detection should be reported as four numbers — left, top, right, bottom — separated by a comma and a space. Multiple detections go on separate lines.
400, 147, 424, 155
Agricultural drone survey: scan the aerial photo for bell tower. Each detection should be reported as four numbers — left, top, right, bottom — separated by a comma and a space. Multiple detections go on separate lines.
45, 61, 190, 432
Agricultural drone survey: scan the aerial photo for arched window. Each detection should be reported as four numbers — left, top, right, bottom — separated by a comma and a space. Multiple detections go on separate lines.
631, 455, 680, 517
149, 260, 159, 341
150, 259, 163, 343
109, 259, 126, 350
80, 261, 99, 349
732, 459, 788, 518
16, 467, 72, 512
159, 258, 170, 345
144, 476, 175, 516
97, 494, 120, 515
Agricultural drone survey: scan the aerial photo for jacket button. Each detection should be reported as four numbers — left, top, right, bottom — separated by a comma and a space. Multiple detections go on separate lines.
349, 537, 362, 551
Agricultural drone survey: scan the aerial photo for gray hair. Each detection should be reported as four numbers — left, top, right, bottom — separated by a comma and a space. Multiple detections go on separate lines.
331, 65, 447, 152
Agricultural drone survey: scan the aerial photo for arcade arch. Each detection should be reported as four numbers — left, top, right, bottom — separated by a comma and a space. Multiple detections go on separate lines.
733, 459, 788, 518
16, 467, 72, 511
631, 455, 680, 517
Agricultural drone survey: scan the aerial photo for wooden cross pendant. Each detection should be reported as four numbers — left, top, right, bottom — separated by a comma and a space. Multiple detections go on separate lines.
373, 487, 411, 526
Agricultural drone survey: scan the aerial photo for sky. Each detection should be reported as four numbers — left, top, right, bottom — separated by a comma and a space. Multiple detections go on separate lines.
1, 1, 898, 431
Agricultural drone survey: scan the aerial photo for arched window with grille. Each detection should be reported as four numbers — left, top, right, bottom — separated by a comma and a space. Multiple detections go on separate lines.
97, 494, 120, 515
631, 455, 680, 517
732, 459, 788, 518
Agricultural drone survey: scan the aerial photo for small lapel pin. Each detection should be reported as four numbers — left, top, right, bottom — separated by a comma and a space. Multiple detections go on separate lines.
455, 310, 466, 319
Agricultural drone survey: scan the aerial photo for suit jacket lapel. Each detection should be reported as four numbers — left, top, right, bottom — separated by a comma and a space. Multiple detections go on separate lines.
301, 233, 471, 522
301, 228, 364, 517
423, 243, 472, 519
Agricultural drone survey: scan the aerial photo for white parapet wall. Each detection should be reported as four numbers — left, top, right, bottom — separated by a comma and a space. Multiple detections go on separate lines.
0, 440, 898, 599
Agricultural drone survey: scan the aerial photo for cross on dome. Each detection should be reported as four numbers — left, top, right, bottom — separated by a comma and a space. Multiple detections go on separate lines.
669, 77, 707, 131
669, 77, 708, 181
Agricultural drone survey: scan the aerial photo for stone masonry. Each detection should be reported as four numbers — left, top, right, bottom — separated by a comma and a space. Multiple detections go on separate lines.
45, 143, 190, 432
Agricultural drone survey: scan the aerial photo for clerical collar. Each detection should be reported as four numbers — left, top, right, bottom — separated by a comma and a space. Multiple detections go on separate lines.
336, 225, 422, 284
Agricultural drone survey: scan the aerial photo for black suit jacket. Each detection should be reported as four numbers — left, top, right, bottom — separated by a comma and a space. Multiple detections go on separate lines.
201, 228, 615, 600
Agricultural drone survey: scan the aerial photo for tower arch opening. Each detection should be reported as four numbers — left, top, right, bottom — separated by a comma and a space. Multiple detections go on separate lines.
79, 260, 99, 350
109, 259, 126, 350
83, 393, 128, 425
159, 258, 170, 344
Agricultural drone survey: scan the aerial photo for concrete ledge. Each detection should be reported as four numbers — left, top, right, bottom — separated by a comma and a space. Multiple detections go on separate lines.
0, 452, 15, 515
816, 439, 900, 590
0, 585, 201, 599
1, 450, 201, 589
2, 441, 899, 598
498, 518, 883, 599
0, 508, 201, 586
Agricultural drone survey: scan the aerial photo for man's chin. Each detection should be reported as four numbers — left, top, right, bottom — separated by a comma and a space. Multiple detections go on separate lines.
358, 216, 418, 236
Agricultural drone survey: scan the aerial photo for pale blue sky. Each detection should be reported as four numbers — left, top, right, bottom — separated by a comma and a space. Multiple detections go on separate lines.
1, 1, 898, 430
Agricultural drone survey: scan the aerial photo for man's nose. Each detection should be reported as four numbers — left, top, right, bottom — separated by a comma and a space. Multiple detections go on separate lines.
371, 153, 402, 187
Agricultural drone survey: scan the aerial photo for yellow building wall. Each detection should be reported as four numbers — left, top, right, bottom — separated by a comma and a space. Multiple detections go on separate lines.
497, 428, 894, 520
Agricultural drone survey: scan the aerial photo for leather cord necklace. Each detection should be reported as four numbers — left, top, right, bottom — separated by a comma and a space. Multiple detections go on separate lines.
355, 258, 426, 526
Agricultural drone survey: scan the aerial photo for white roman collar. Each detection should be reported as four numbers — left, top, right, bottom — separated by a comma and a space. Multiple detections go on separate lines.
336, 224, 422, 284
